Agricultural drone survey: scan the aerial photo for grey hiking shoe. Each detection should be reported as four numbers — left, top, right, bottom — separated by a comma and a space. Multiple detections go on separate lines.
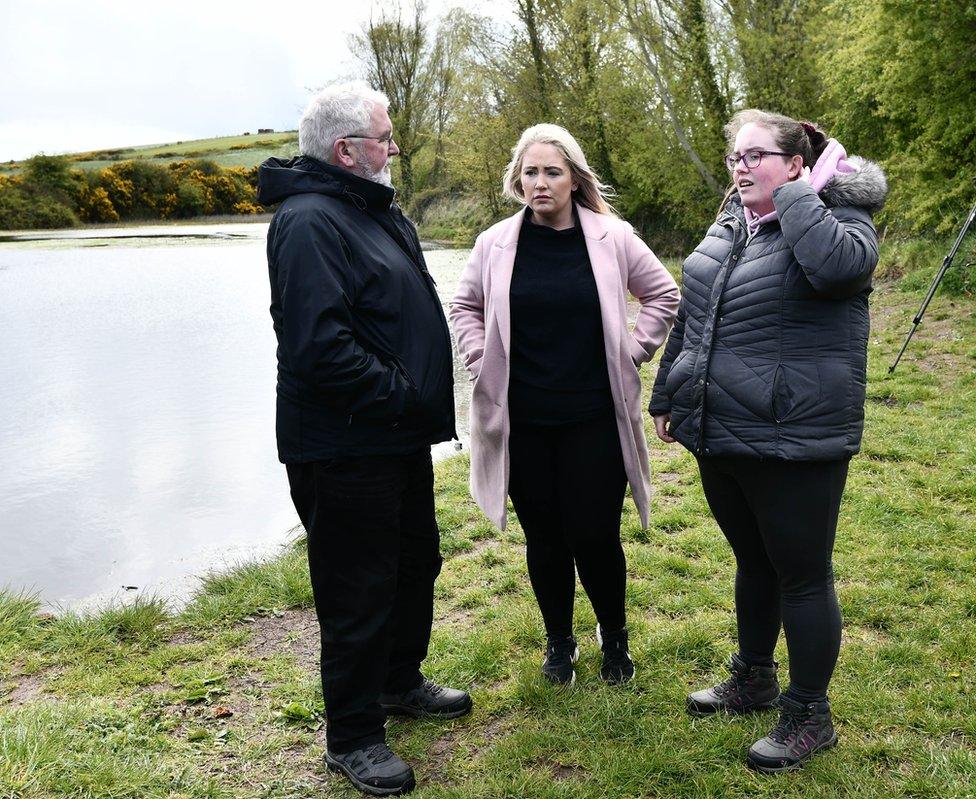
542, 634, 579, 685
686, 654, 780, 716
325, 742, 416, 795
596, 625, 635, 684
747, 695, 837, 773
380, 678, 472, 719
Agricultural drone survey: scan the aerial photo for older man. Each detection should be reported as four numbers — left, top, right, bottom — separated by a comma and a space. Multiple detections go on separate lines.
258, 82, 469, 796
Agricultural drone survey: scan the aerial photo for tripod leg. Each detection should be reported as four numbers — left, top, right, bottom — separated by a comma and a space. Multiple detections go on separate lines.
889, 199, 976, 373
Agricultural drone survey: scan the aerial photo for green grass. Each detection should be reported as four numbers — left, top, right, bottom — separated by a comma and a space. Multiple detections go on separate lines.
0, 132, 299, 175
2, 255, 975, 797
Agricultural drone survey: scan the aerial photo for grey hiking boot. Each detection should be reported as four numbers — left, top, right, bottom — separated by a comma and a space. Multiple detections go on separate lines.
325, 742, 416, 796
686, 653, 780, 716
747, 695, 837, 773
380, 678, 472, 719
597, 625, 635, 684
542, 634, 579, 685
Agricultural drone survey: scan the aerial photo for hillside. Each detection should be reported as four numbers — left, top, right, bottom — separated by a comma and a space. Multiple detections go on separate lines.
0, 131, 299, 176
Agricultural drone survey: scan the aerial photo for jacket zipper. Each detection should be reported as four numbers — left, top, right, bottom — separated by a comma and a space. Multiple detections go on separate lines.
696, 216, 746, 454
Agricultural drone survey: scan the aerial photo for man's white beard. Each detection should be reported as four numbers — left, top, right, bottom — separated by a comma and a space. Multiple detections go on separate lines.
355, 154, 393, 188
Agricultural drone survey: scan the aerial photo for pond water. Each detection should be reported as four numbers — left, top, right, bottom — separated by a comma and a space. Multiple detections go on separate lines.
0, 222, 472, 611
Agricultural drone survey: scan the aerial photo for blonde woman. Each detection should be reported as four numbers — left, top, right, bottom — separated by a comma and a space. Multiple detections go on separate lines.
450, 124, 679, 685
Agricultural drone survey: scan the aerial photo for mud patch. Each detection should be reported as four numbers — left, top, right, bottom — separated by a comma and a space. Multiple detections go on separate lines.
843, 624, 893, 647
941, 730, 974, 751
537, 757, 587, 781
1, 673, 48, 707
439, 606, 475, 628
424, 727, 461, 781
244, 608, 319, 668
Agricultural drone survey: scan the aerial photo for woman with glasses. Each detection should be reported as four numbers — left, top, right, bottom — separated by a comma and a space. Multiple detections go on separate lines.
649, 110, 887, 772
451, 124, 679, 686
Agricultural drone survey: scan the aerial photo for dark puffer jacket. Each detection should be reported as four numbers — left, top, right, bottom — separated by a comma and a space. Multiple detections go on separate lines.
649, 158, 888, 460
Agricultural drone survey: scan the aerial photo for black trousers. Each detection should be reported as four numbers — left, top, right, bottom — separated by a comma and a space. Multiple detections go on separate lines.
508, 412, 629, 638
696, 456, 849, 700
286, 450, 442, 753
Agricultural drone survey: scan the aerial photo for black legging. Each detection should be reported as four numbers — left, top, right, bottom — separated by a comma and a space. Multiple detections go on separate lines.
508, 411, 629, 638
696, 456, 849, 701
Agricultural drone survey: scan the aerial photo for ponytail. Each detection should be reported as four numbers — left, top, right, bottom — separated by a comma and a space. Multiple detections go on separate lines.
799, 121, 829, 164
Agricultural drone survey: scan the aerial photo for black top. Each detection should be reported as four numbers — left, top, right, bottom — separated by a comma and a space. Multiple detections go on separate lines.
258, 155, 455, 460
508, 207, 613, 425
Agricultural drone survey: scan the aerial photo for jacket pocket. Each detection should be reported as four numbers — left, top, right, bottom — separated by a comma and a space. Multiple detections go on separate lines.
771, 365, 789, 423
471, 375, 503, 409
468, 355, 484, 383
348, 355, 417, 428
770, 362, 822, 423
663, 350, 694, 397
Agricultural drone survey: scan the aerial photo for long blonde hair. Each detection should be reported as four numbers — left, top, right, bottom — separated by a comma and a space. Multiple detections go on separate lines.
502, 124, 617, 216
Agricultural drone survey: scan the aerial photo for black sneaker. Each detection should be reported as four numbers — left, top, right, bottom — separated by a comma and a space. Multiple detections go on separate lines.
325, 742, 416, 796
686, 654, 780, 716
747, 695, 837, 773
542, 634, 579, 685
596, 625, 635, 684
379, 678, 472, 719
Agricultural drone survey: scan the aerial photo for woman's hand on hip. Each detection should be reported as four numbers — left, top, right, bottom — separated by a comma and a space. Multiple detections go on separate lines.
653, 413, 676, 444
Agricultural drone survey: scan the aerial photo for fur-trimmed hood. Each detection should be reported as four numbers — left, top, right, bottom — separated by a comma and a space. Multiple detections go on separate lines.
732, 147, 888, 230
819, 155, 887, 214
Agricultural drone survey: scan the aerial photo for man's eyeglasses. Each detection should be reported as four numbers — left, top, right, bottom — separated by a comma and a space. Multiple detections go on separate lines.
344, 133, 395, 146
725, 150, 793, 171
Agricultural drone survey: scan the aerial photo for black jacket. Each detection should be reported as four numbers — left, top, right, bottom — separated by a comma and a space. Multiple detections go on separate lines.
258, 155, 455, 461
649, 157, 888, 460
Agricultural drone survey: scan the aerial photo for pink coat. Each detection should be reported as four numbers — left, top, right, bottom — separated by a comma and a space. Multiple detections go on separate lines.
450, 205, 680, 530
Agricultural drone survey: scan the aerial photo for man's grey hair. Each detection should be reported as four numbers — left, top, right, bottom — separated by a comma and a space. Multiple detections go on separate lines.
299, 81, 390, 164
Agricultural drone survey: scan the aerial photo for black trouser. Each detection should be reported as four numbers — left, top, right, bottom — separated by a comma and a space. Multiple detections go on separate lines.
508, 412, 629, 639
286, 450, 442, 753
696, 456, 849, 701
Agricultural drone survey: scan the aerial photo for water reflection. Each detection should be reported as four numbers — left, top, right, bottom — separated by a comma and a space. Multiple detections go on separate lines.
0, 222, 472, 610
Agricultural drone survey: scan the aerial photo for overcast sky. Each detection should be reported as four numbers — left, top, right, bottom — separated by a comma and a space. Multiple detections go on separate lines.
0, 0, 502, 162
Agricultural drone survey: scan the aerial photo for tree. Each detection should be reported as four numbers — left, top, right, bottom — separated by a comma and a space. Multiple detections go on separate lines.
819, 0, 976, 234
426, 10, 471, 185
619, 0, 727, 197
23, 155, 85, 207
726, 0, 824, 120
532, 0, 621, 186
352, 2, 435, 204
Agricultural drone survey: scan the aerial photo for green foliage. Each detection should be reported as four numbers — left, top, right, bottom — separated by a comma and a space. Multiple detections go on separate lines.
729, 0, 825, 119
877, 237, 976, 299
416, 192, 497, 244
942, 256, 976, 299
412, 0, 973, 250
1, 155, 263, 229
22, 154, 86, 206
4, 0, 974, 244
0, 178, 78, 230
174, 177, 207, 217
820, 0, 976, 235
0, 155, 83, 229
180, 542, 313, 629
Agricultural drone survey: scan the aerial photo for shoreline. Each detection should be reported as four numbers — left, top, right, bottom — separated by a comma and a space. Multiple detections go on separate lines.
20, 441, 469, 617
1, 273, 974, 797
0, 214, 461, 249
